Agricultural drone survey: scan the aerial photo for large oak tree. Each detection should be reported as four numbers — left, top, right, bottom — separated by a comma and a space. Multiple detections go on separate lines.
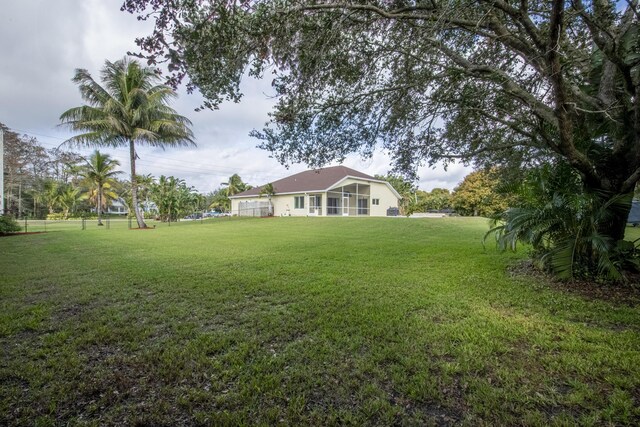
123, 0, 640, 239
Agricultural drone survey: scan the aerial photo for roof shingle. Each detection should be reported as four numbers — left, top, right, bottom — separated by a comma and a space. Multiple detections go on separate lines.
232, 166, 379, 197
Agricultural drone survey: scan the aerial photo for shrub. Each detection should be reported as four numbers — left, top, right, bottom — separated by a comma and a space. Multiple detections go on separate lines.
0, 215, 22, 234
485, 164, 639, 283
46, 213, 98, 220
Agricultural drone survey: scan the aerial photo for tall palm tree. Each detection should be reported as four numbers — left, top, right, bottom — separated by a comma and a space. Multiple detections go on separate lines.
60, 57, 195, 228
223, 174, 248, 197
80, 150, 122, 226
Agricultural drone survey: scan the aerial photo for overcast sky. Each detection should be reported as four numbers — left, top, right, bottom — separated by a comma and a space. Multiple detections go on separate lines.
0, 0, 472, 193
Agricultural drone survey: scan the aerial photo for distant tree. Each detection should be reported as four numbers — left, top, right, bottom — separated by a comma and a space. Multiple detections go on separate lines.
58, 185, 82, 219
60, 57, 195, 229
259, 182, 276, 215
192, 193, 208, 212
41, 179, 62, 216
222, 173, 250, 197
208, 187, 231, 212
419, 188, 452, 212
79, 151, 122, 225
136, 173, 155, 213
451, 170, 509, 217
149, 175, 198, 221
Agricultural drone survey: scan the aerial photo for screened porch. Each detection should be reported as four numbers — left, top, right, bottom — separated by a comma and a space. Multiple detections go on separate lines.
325, 183, 371, 216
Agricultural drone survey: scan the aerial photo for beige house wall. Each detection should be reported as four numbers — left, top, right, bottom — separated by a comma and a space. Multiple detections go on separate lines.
369, 181, 400, 216
231, 194, 309, 216
231, 179, 399, 217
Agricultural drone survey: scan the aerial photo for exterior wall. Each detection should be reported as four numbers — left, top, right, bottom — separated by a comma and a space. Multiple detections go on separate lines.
231, 178, 399, 217
272, 194, 307, 216
231, 194, 308, 216
369, 181, 399, 217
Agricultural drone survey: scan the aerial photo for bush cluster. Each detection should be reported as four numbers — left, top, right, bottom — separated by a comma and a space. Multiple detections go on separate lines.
0, 215, 22, 234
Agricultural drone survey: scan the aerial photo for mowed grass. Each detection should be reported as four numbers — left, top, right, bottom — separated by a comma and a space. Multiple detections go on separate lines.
1, 218, 639, 426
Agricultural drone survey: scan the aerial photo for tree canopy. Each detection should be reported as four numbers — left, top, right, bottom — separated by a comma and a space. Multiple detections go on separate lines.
451, 169, 510, 217
122, 0, 640, 239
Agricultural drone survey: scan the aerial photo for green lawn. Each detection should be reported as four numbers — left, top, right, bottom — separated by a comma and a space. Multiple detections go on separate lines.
1, 217, 639, 426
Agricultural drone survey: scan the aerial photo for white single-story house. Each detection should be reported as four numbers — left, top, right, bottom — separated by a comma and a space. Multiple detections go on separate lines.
104, 198, 128, 215
230, 166, 401, 217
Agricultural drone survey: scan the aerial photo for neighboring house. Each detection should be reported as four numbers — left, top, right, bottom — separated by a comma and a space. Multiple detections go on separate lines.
94, 198, 156, 216
230, 166, 401, 217
105, 198, 128, 215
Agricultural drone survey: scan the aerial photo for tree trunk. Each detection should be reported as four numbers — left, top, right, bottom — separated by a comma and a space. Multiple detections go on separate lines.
602, 192, 633, 242
97, 187, 103, 226
130, 140, 147, 228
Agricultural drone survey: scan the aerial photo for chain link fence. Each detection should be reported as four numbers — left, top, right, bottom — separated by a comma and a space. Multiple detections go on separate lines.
11, 213, 235, 232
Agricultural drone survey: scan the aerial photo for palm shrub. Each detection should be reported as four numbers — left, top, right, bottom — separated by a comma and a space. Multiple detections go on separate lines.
485, 165, 639, 282
79, 151, 122, 226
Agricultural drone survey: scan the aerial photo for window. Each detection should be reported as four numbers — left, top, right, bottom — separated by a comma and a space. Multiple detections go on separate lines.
372, 198, 380, 205
294, 196, 305, 209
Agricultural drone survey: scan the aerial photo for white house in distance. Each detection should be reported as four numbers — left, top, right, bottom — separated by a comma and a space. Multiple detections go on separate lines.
230, 166, 401, 217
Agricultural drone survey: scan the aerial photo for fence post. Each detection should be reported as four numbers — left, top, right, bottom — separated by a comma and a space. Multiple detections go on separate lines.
128, 216, 132, 229
82, 217, 86, 230
44, 219, 46, 232
24, 216, 28, 233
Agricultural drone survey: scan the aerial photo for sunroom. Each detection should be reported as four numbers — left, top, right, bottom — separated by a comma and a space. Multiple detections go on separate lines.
325, 182, 371, 216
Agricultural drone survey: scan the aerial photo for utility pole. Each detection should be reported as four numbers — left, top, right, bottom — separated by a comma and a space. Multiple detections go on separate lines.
0, 129, 4, 214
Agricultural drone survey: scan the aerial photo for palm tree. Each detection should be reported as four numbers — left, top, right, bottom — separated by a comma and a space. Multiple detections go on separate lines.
42, 179, 61, 215
60, 57, 195, 228
136, 173, 155, 214
259, 182, 276, 216
58, 185, 82, 220
80, 150, 121, 225
222, 174, 248, 197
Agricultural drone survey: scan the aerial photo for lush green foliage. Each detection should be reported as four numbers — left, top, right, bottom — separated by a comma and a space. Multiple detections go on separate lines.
2, 218, 639, 424
150, 175, 201, 221
416, 188, 452, 212
222, 173, 251, 197
79, 151, 122, 225
60, 57, 195, 228
1, 123, 85, 219
209, 174, 253, 212
486, 166, 639, 281
451, 169, 510, 217
0, 215, 21, 234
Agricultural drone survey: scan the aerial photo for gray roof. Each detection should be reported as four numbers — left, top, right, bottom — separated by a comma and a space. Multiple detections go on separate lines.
231, 166, 387, 198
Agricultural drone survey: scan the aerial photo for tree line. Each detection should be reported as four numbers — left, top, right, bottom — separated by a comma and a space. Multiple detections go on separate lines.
0, 122, 255, 223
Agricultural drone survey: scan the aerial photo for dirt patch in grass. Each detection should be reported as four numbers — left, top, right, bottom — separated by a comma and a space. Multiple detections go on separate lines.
508, 260, 640, 306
